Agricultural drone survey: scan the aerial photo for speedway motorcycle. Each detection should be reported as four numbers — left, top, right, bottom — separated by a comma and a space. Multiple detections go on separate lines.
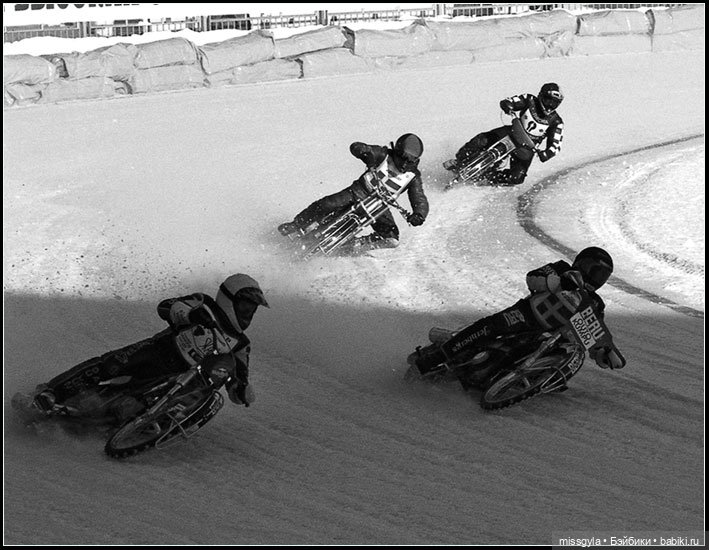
12, 364, 228, 459
283, 175, 413, 259
406, 293, 626, 410
443, 112, 537, 189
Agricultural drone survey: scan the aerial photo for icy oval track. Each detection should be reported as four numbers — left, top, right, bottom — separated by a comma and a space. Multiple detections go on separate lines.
3, 50, 704, 544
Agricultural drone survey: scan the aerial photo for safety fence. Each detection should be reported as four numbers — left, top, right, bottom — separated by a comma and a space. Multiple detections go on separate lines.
2, 3, 688, 43
3, 4, 704, 108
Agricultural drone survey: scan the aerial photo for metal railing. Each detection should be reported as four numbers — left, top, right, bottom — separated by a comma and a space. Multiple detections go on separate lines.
2, 4, 690, 44
327, 7, 438, 24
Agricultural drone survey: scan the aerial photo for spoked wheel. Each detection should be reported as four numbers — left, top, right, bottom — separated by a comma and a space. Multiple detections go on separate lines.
480, 353, 577, 410
104, 411, 179, 459
104, 391, 224, 459
447, 153, 497, 188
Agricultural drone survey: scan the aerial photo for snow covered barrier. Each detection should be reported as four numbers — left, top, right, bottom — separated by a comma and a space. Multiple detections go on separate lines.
29, 43, 138, 103
37, 76, 129, 103
495, 9, 578, 40
52, 43, 138, 82
130, 37, 204, 93
426, 9, 577, 61
3, 82, 44, 107
578, 9, 651, 36
199, 31, 275, 75
206, 58, 302, 86
371, 50, 472, 71
349, 21, 435, 58
275, 26, 347, 58
233, 58, 302, 84
572, 10, 652, 56
134, 37, 200, 69
3, 53, 57, 85
3, 53, 57, 106
471, 37, 547, 62
298, 48, 371, 79
129, 65, 205, 94
651, 5, 705, 52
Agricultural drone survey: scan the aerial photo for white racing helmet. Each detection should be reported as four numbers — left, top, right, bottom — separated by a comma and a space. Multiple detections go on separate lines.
216, 274, 269, 332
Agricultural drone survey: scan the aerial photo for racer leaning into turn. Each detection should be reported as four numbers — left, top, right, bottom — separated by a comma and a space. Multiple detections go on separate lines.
411, 247, 625, 377
278, 133, 430, 252
31, 273, 269, 413
449, 82, 565, 186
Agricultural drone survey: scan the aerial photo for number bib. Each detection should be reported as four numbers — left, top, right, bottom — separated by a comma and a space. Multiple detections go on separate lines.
566, 295, 614, 350
174, 327, 238, 366
362, 156, 415, 197
519, 103, 551, 139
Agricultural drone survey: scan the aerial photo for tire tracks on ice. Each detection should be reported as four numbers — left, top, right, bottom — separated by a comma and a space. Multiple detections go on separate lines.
517, 133, 704, 319
613, 157, 704, 276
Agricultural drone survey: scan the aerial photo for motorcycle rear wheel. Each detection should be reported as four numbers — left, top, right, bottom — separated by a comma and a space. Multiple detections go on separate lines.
480, 353, 576, 410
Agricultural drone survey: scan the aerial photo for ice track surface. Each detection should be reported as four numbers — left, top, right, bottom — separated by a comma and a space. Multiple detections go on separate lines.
3, 50, 704, 544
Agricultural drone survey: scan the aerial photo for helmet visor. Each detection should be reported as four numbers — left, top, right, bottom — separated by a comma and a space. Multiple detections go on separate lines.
234, 299, 258, 330
586, 264, 612, 290
541, 91, 562, 112
220, 284, 269, 308
576, 258, 612, 290
394, 150, 419, 171
235, 287, 269, 307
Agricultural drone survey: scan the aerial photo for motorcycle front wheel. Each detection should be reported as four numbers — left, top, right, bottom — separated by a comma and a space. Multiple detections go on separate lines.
104, 390, 223, 459
104, 411, 180, 458
480, 350, 582, 410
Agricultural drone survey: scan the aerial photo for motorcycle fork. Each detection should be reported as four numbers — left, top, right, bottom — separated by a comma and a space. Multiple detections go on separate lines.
514, 332, 576, 393
354, 194, 388, 224
310, 195, 387, 256
142, 369, 199, 419
517, 333, 561, 372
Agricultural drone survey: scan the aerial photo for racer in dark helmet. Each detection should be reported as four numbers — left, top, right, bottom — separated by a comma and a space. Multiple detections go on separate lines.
411, 246, 625, 379
538, 82, 564, 114
572, 247, 613, 290
278, 133, 429, 252
449, 82, 565, 186
392, 133, 424, 172
30, 273, 269, 413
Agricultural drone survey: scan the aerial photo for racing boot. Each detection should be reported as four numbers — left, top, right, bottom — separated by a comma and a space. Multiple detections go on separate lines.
442, 159, 459, 172
32, 387, 57, 413
278, 221, 299, 236
409, 344, 448, 376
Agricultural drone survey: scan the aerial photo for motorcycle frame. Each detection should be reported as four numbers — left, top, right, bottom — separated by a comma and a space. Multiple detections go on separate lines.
448, 115, 537, 188
107, 365, 229, 453
300, 180, 412, 258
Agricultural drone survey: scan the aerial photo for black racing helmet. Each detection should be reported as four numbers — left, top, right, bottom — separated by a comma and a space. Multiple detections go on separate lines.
539, 82, 564, 114
572, 247, 613, 290
392, 133, 424, 171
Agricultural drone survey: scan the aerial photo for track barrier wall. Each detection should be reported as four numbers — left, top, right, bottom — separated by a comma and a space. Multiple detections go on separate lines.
3, 5, 704, 108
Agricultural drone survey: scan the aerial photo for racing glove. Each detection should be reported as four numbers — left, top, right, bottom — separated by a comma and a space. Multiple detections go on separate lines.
590, 346, 626, 370
408, 213, 425, 226
537, 149, 554, 162
229, 382, 255, 407
500, 99, 514, 114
